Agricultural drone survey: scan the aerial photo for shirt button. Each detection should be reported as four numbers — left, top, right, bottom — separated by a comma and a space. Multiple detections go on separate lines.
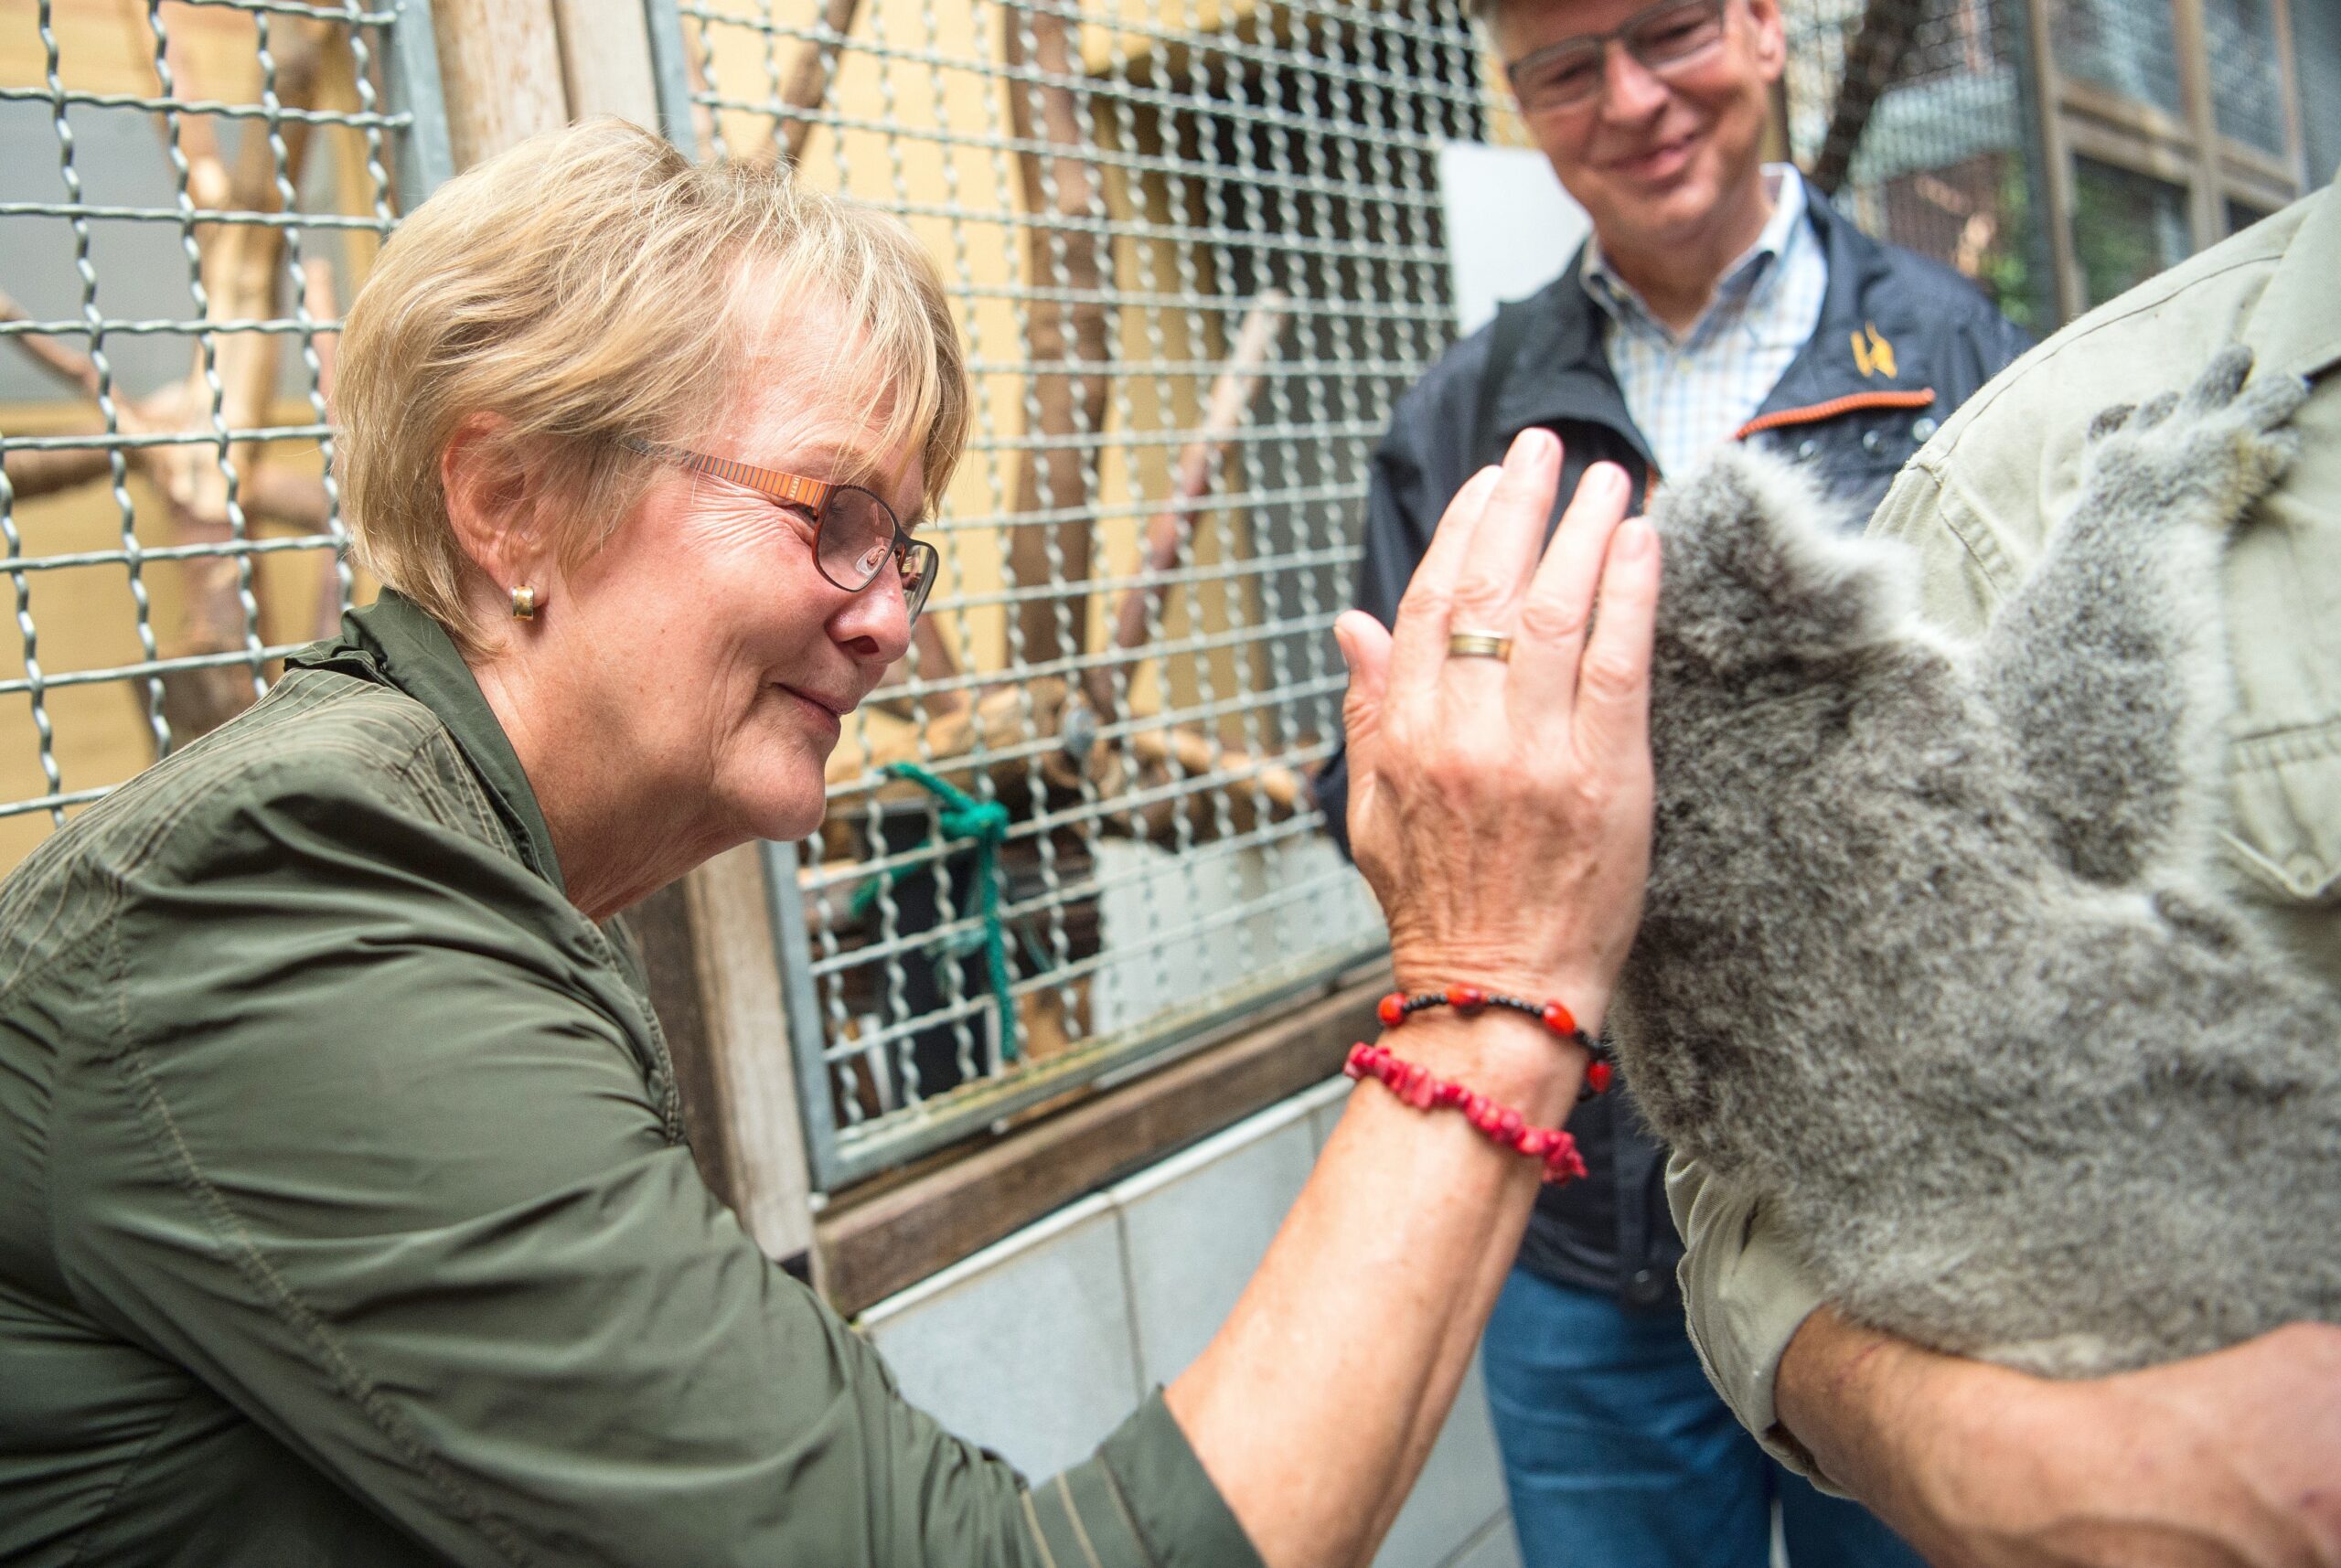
1796, 439, 1819, 461
1861, 429, 1885, 453
1913, 417, 1939, 442
2287, 852, 2325, 891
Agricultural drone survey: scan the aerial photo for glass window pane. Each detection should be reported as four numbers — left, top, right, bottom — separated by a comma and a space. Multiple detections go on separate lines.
2053, 0, 2183, 117
2226, 196, 2276, 237
2204, 0, 2288, 154
2071, 156, 2194, 307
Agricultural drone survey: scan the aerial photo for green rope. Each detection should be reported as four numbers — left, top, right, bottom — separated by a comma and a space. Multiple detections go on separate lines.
850, 762, 1021, 1063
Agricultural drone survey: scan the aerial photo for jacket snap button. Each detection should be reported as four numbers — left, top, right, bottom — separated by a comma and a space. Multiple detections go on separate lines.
1861, 429, 1885, 453
1796, 439, 1819, 461
1913, 416, 1939, 441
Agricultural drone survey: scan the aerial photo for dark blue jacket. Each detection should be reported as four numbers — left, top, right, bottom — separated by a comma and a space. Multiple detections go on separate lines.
1317, 193, 2030, 1307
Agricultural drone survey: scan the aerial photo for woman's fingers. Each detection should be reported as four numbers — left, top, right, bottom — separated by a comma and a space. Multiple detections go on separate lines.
1569, 517, 1659, 765
1334, 610, 1395, 844
1506, 462, 1634, 719
1384, 464, 1503, 705
1443, 428, 1565, 648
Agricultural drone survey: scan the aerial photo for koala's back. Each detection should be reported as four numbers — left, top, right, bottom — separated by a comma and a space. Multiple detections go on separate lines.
1615, 367, 2341, 1377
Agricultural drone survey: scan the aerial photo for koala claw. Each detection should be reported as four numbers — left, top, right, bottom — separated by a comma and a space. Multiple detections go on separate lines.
2079, 346, 2304, 525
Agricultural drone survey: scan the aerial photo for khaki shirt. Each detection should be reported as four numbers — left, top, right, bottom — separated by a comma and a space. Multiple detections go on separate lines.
1669, 175, 2341, 1479
0, 591, 1258, 1567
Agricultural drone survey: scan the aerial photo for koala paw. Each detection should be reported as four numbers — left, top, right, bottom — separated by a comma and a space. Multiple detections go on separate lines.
2079, 347, 2306, 530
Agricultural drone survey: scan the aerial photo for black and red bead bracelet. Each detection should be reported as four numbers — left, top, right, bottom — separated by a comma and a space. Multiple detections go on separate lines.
1375, 986, 1617, 1100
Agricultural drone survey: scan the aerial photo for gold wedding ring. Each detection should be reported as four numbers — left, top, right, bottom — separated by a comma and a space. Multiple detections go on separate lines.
1446, 629, 1513, 662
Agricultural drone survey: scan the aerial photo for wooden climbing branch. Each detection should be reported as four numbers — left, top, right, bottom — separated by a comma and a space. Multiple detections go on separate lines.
1085, 291, 1288, 720
1809, 0, 1926, 196
775, 0, 863, 165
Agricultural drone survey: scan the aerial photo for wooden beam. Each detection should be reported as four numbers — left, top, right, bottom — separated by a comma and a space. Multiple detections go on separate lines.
1001, 3, 1111, 671
632, 846, 820, 1266
428, 0, 568, 170
550, 0, 661, 129
817, 967, 1387, 1317
2026, 0, 2084, 323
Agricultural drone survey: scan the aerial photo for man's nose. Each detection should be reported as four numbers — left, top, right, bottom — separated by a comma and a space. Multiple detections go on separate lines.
1598, 40, 1670, 122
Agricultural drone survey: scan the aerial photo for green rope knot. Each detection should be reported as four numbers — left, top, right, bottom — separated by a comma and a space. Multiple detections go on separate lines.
850, 762, 1021, 1063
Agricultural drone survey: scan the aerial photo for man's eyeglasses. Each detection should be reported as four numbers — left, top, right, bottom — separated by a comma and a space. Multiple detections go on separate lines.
1505, 0, 1730, 117
624, 438, 939, 624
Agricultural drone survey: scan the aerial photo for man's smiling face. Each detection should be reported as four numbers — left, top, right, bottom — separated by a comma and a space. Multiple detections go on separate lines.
1493, 0, 1784, 268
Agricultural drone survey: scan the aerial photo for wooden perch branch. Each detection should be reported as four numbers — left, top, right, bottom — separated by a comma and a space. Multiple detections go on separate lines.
775, 0, 863, 165
1085, 291, 1288, 719
1810, 0, 1925, 196
2, 19, 343, 750
1002, 4, 1110, 672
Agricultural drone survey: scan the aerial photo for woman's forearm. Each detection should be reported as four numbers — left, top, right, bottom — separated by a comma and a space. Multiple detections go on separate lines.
1166, 1008, 1587, 1568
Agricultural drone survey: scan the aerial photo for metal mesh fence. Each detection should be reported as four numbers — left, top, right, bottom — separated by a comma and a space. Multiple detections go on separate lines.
671, 0, 1488, 1189
0, 0, 429, 870
1780, 0, 2053, 329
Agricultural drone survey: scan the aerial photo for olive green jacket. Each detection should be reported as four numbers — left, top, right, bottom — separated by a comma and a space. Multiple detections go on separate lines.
1669, 173, 2341, 1481
0, 591, 1258, 1567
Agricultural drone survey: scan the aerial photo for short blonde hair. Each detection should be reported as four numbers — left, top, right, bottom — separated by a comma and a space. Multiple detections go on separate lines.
337, 118, 969, 651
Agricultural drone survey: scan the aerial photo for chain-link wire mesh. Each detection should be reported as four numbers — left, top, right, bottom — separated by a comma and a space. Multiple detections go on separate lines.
673, 0, 1489, 1188
1780, 0, 2053, 329
2291, 0, 2341, 188
0, 0, 420, 870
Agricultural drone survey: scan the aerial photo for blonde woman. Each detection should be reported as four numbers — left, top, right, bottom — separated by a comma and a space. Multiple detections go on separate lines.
0, 121, 1658, 1567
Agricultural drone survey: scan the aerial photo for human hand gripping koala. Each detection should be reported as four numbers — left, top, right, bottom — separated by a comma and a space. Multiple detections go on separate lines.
1611, 347, 2339, 1376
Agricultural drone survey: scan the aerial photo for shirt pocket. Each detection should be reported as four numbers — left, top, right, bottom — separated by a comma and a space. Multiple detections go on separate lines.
2225, 719, 2341, 909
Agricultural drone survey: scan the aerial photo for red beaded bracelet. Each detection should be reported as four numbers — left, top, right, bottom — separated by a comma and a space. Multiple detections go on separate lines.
1345, 1042, 1589, 1185
1377, 987, 1616, 1098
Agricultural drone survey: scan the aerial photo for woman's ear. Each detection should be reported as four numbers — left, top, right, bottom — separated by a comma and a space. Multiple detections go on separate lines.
440, 412, 545, 595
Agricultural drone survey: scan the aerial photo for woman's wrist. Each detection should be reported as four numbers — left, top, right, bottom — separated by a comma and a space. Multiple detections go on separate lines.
1373, 1008, 1585, 1121
1386, 956, 1609, 1043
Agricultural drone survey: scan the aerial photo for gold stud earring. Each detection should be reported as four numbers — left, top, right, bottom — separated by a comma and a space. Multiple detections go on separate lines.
510, 584, 539, 620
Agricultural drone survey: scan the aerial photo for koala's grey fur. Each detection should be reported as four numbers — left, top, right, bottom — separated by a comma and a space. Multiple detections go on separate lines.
1611, 348, 2341, 1377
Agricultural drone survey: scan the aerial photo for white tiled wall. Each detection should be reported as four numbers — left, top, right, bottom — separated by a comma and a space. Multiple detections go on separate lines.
859, 1079, 1517, 1568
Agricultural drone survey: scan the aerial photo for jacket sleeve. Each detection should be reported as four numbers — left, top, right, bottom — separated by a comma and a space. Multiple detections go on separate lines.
49, 768, 1255, 1568
1663, 1156, 1835, 1485
1312, 380, 1464, 857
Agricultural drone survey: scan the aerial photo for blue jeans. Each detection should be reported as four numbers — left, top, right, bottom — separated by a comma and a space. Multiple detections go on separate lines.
1481, 1267, 1927, 1568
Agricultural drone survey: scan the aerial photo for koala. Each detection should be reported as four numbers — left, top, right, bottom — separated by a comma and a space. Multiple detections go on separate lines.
1609, 347, 2341, 1377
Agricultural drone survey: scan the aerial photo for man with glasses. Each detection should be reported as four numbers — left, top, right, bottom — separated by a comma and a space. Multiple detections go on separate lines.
1314, 2, 2026, 1563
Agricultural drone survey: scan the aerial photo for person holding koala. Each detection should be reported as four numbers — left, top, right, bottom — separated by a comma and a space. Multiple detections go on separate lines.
1313, 0, 2026, 1562
1666, 175, 2341, 1565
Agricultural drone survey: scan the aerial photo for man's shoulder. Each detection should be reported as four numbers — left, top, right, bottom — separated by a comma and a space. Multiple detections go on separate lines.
1821, 200, 2019, 342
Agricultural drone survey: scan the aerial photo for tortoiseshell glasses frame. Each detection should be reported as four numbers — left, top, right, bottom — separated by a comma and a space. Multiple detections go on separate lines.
622, 437, 939, 624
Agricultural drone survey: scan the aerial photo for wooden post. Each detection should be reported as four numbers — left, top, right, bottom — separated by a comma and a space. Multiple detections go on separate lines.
634, 846, 820, 1266
428, 0, 568, 169
2022, 0, 2084, 323
1001, 5, 1111, 671
550, 0, 662, 130
2169, 0, 2225, 252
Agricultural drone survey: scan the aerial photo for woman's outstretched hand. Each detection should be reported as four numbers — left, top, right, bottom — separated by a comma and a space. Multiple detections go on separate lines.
1334, 427, 1658, 1031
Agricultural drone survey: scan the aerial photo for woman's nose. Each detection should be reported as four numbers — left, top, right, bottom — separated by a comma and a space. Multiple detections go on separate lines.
830, 569, 914, 665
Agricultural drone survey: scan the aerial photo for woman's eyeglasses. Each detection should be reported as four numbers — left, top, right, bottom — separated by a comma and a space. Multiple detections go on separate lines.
1505, 0, 1730, 117
623, 438, 939, 624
